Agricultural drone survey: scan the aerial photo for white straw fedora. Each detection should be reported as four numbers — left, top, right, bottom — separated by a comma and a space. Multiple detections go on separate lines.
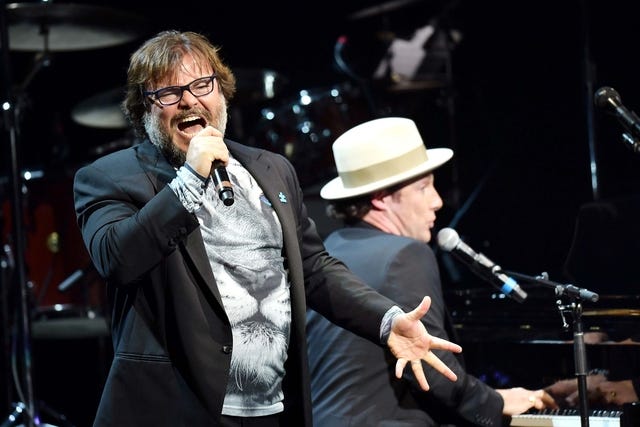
320, 117, 453, 200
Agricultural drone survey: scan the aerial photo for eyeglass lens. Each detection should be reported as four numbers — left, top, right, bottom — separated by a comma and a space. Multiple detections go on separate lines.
151, 75, 215, 105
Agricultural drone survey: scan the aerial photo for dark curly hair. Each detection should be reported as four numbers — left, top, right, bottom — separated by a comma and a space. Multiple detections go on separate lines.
122, 30, 237, 138
325, 194, 373, 225
325, 182, 409, 225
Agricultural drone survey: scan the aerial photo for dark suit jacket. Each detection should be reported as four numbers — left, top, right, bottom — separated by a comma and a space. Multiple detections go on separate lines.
73, 139, 396, 427
307, 224, 504, 427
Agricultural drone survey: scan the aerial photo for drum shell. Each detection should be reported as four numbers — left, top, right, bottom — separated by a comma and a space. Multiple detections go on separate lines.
252, 82, 372, 188
2, 171, 104, 312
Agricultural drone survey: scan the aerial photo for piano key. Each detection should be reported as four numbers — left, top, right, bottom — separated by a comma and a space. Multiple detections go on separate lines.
511, 409, 623, 427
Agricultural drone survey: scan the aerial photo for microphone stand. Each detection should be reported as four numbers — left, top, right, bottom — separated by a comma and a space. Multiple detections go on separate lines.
0, 4, 70, 427
502, 270, 599, 427
0, 2, 37, 426
621, 132, 640, 153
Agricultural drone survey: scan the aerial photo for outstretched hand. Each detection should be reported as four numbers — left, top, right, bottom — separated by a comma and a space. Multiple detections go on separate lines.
387, 296, 462, 391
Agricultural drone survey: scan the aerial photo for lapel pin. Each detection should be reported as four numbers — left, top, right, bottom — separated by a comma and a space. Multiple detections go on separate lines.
278, 192, 287, 204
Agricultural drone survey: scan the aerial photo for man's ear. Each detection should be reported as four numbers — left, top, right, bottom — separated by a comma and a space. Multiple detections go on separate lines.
370, 191, 389, 210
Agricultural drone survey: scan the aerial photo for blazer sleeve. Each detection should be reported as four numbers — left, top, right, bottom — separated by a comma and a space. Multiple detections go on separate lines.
265, 151, 397, 344
73, 157, 200, 285
382, 241, 506, 427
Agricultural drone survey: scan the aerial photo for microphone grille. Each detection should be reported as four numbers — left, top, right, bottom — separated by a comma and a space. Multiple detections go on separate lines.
436, 228, 459, 252
594, 86, 621, 110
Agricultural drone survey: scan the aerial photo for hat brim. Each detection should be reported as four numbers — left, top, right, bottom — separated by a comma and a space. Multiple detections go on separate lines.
320, 147, 453, 200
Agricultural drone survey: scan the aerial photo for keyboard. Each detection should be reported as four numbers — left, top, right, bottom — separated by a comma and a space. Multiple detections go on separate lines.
511, 409, 622, 427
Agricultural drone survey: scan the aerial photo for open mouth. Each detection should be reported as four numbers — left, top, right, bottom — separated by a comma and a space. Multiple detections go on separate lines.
177, 115, 207, 134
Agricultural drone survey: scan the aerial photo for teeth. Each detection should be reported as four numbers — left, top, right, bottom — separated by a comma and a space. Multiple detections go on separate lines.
179, 115, 200, 124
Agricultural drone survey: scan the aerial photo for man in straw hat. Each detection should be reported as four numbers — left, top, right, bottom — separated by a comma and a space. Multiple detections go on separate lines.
307, 117, 557, 426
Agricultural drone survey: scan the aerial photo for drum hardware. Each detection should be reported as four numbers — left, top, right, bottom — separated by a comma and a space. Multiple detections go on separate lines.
333, 11, 463, 211
0, 402, 73, 427
348, 0, 423, 21
2, 4, 146, 426
378, 7, 463, 208
45, 232, 59, 255
70, 68, 288, 150
253, 82, 371, 189
31, 303, 108, 341
0, 170, 44, 188
233, 68, 289, 105
222, 69, 289, 142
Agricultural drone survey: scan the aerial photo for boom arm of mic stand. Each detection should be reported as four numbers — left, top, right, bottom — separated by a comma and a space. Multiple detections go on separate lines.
621, 132, 640, 153
500, 270, 599, 302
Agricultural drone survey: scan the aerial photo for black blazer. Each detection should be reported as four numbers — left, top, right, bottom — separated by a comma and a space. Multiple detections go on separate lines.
307, 224, 504, 427
74, 139, 396, 427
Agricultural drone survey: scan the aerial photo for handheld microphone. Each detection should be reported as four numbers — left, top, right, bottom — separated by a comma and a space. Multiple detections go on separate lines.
211, 160, 234, 206
594, 86, 640, 143
437, 228, 527, 303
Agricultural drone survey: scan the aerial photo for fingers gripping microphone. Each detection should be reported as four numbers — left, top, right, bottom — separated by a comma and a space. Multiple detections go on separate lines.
211, 160, 234, 206
594, 86, 640, 151
437, 228, 527, 303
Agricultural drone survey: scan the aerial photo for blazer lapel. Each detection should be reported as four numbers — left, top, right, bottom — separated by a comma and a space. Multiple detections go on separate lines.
183, 229, 224, 307
227, 140, 297, 238
136, 140, 176, 190
228, 140, 304, 303
136, 140, 224, 307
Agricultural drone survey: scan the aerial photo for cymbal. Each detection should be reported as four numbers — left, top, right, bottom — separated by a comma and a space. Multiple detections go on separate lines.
71, 87, 128, 129
348, 0, 422, 20
6, 2, 147, 51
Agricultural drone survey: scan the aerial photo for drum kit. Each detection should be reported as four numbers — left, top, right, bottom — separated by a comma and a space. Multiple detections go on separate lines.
251, 81, 373, 189
0, 1, 454, 425
1, 3, 149, 427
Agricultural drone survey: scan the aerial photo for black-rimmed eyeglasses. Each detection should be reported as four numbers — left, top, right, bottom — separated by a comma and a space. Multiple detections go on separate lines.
143, 74, 217, 106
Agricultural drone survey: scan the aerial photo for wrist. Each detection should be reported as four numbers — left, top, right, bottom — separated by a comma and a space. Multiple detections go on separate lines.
380, 305, 404, 344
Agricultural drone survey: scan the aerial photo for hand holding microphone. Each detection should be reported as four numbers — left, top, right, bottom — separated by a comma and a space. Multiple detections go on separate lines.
210, 159, 234, 206
187, 126, 234, 206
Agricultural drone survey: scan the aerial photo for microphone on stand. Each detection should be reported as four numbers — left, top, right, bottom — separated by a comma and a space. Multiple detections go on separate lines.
211, 160, 234, 206
594, 86, 640, 152
437, 228, 527, 303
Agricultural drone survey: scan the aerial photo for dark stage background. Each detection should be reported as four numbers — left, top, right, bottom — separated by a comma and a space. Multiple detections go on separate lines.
2, 1, 640, 425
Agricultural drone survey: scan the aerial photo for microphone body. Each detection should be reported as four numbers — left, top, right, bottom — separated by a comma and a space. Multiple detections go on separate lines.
211, 160, 234, 206
437, 228, 527, 303
594, 86, 640, 141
